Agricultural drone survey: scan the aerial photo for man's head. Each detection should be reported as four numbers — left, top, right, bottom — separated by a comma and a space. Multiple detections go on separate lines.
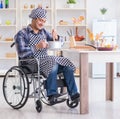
29, 7, 47, 31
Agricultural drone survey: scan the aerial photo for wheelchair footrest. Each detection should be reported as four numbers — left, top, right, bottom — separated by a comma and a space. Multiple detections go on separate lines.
49, 98, 66, 106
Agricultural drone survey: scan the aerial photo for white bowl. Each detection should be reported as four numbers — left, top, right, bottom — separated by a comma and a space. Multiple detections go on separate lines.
48, 41, 62, 49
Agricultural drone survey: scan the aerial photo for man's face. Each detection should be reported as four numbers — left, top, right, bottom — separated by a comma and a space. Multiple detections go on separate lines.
34, 18, 46, 30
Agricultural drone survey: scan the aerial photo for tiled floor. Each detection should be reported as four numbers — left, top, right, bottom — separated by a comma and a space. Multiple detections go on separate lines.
0, 77, 120, 119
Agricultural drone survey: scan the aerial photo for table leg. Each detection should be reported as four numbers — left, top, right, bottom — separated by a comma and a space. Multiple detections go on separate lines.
106, 63, 114, 101
80, 53, 89, 114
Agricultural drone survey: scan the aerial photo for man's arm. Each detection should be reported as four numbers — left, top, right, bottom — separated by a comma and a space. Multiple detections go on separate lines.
14, 31, 34, 58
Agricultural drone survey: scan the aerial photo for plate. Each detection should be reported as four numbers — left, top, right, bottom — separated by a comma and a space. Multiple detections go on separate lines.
97, 47, 113, 51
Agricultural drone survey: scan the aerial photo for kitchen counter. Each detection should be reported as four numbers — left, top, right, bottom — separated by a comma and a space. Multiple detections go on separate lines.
61, 48, 120, 114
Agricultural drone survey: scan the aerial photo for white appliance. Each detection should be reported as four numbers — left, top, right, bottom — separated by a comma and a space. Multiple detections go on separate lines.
92, 19, 117, 78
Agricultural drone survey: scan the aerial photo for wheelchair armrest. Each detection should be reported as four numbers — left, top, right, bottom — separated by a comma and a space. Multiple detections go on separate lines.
19, 57, 41, 66
19, 57, 38, 74
19, 57, 37, 62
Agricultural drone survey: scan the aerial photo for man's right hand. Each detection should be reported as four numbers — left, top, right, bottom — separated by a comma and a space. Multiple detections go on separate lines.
35, 40, 48, 50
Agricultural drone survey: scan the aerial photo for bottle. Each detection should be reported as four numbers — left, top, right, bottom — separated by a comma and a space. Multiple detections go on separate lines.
5, 0, 9, 8
0, 1, 3, 8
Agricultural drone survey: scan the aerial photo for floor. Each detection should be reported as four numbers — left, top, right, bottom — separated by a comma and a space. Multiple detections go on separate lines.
1, 77, 120, 119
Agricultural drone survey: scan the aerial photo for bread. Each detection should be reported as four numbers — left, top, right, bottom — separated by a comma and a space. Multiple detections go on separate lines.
59, 20, 68, 25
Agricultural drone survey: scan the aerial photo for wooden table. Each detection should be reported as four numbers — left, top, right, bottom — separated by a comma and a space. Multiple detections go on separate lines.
62, 49, 120, 114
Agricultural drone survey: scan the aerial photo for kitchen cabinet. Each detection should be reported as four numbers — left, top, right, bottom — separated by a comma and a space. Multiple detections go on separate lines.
0, 0, 17, 75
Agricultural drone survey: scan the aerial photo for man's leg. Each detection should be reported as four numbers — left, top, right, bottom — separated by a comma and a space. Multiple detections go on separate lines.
46, 63, 58, 97
46, 63, 65, 105
58, 65, 79, 100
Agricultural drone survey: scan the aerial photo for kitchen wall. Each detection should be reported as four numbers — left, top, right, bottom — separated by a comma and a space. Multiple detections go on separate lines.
87, 0, 118, 27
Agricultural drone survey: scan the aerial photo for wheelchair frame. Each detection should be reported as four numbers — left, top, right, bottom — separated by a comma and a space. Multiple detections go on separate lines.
3, 58, 79, 113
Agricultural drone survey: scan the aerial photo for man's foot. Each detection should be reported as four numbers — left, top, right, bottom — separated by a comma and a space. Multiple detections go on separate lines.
48, 94, 65, 105
71, 93, 80, 101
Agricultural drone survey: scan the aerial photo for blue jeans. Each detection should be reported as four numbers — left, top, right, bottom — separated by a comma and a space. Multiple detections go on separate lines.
46, 63, 78, 97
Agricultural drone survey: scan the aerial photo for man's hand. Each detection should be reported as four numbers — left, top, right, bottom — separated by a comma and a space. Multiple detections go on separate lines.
52, 29, 58, 40
35, 40, 48, 50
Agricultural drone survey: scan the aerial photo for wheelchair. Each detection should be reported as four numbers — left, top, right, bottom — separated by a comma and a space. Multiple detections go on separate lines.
3, 57, 79, 113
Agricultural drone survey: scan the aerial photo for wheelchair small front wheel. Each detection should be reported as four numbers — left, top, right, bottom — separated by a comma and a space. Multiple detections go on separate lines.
36, 100, 42, 113
66, 99, 79, 108
3, 66, 29, 109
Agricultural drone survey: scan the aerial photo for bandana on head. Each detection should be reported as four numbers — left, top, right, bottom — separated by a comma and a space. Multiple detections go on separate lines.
29, 7, 47, 19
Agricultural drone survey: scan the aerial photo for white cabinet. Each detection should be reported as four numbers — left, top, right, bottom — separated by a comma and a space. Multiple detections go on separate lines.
0, 0, 17, 75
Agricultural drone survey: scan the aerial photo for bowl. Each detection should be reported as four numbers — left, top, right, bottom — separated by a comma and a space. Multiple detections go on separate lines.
48, 41, 62, 49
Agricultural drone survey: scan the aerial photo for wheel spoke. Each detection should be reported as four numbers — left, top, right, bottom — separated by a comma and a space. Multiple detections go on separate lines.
3, 66, 29, 109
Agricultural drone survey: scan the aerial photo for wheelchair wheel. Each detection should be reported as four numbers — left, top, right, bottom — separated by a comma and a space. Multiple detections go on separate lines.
66, 99, 79, 108
3, 66, 29, 109
36, 100, 42, 113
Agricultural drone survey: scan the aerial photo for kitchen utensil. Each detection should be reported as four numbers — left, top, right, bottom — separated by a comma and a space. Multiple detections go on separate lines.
67, 29, 73, 36
75, 27, 85, 41
75, 26, 79, 41
67, 30, 71, 36
97, 47, 113, 51
48, 41, 62, 49
69, 36, 76, 48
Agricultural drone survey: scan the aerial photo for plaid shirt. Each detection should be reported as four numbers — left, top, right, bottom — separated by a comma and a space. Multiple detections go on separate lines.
14, 25, 53, 59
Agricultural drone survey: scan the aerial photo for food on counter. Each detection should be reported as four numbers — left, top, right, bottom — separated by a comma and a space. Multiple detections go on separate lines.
46, 6, 49, 8
5, 20, 11, 25
30, 4, 35, 9
5, 53, 16, 58
59, 20, 68, 25
79, 16, 84, 21
87, 28, 103, 41
95, 32, 103, 40
70, 45, 96, 51
24, 3, 28, 9
72, 16, 84, 25
87, 28, 94, 41
5, 38, 13, 41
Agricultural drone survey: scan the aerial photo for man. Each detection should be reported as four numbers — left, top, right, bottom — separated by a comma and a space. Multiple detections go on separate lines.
14, 7, 80, 105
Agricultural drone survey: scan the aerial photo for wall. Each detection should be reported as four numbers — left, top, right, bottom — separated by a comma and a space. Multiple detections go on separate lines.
87, 0, 118, 27
87, 0, 120, 43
